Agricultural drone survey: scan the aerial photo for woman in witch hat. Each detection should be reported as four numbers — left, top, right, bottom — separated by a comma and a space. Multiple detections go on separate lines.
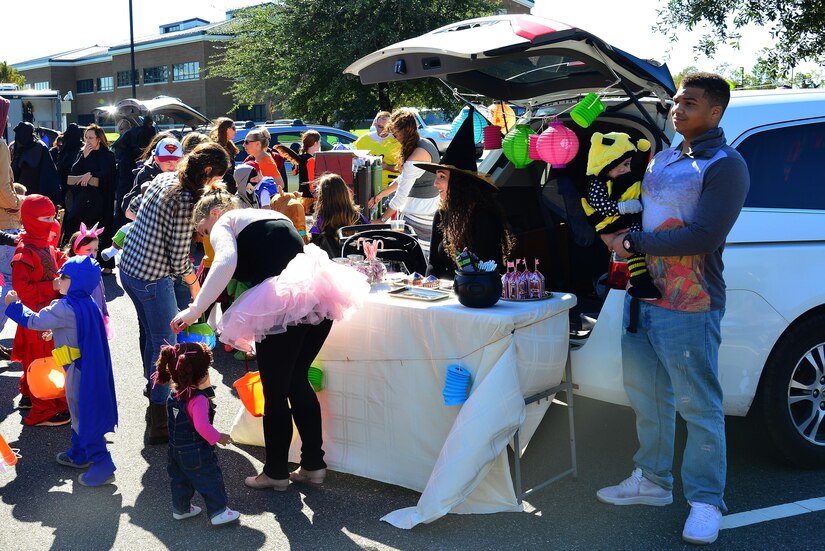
416, 107, 514, 280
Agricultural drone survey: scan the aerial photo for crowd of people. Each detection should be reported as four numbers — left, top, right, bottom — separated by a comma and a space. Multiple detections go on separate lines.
0, 71, 746, 544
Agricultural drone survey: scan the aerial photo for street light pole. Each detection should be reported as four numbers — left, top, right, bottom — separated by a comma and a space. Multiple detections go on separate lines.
129, 0, 137, 98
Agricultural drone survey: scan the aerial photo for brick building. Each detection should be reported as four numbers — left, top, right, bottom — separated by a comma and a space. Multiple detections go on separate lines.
13, 17, 238, 127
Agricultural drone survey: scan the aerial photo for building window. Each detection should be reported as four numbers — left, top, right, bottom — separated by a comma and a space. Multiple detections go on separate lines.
77, 79, 94, 94
173, 61, 200, 82
235, 104, 267, 122
33, 81, 50, 90
97, 76, 113, 92
143, 65, 168, 85
117, 70, 138, 88
163, 24, 180, 33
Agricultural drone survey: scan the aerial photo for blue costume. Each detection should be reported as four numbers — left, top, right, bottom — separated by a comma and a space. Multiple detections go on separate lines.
254, 176, 280, 208
6, 255, 118, 484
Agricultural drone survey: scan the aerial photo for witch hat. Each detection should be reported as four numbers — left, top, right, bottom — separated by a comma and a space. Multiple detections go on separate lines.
415, 106, 495, 189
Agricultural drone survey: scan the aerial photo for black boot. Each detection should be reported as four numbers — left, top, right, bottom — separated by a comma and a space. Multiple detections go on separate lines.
145, 404, 169, 445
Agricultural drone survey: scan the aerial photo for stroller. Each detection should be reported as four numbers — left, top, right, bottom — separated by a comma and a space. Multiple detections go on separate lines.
338, 224, 428, 275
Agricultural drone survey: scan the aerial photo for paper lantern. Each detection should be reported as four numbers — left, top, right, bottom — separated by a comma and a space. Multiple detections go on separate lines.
502, 124, 535, 169
234, 371, 265, 417
528, 134, 542, 160
450, 106, 487, 144
483, 125, 502, 150
27, 356, 66, 400
489, 103, 516, 133
536, 120, 579, 168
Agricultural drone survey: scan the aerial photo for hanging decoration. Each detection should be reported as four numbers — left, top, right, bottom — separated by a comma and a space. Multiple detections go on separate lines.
483, 125, 503, 150
489, 103, 517, 134
528, 134, 542, 160
536, 119, 579, 168
570, 92, 605, 128
502, 124, 536, 169
450, 106, 487, 144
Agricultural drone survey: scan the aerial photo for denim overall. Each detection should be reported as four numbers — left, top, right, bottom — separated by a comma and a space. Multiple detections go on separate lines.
167, 387, 228, 518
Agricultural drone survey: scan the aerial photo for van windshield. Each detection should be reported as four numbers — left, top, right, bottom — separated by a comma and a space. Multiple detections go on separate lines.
420, 110, 450, 126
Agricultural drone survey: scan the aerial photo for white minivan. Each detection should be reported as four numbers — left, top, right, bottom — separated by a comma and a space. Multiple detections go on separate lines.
347, 14, 825, 467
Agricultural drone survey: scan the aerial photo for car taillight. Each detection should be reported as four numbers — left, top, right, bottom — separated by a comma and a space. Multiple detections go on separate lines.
607, 252, 629, 290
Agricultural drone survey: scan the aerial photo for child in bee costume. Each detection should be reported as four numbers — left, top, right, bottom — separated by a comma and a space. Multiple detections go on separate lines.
582, 132, 660, 300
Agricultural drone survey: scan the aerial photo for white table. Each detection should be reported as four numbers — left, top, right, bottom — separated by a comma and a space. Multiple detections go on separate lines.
287, 286, 576, 528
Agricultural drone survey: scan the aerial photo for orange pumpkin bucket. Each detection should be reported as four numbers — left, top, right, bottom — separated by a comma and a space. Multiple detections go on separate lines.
27, 356, 66, 400
234, 371, 265, 417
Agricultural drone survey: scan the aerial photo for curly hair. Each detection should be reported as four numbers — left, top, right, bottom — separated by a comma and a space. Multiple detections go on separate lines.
191, 182, 239, 226
210, 117, 239, 158
439, 170, 514, 265
176, 142, 231, 197
314, 172, 361, 234
154, 341, 212, 399
388, 108, 420, 172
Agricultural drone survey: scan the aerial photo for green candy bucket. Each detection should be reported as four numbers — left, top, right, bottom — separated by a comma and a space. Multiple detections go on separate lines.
570, 92, 605, 128
307, 365, 324, 392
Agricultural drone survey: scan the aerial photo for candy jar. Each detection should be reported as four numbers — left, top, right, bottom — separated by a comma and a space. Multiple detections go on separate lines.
370, 259, 387, 284
352, 260, 373, 283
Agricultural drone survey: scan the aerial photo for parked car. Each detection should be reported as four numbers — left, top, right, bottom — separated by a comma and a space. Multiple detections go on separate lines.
232, 120, 357, 190
347, 14, 825, 467
406, 107, 454, 153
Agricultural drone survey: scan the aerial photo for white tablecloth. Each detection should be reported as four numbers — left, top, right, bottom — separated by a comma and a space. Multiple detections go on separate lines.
287, 287, 576, 528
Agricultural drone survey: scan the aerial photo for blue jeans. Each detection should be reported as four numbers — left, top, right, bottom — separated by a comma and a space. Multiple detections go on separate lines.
120, 271, 177, 404
621, 295, 727, 511
0, 229, 20, 331
167, 444, 228, 518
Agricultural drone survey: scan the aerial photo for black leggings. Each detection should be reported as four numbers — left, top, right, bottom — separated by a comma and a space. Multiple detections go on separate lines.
256, 319, 333, 479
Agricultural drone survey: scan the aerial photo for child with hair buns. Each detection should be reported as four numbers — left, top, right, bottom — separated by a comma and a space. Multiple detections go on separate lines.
154, 342, 239, 526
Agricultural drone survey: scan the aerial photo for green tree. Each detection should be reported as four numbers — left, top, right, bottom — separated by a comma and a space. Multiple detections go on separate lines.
0, 61, 25, 86
208, 0, 497, 126
671, 65, 698, 88
656, 0, 825, 78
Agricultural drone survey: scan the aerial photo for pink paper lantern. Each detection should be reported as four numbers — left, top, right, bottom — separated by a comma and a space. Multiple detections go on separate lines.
528, 134, 541, 160
536, 120, 579, 168
483, 124, 502, 150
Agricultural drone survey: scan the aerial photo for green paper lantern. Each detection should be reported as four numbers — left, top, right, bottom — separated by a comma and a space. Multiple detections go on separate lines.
502, 124, 535, 169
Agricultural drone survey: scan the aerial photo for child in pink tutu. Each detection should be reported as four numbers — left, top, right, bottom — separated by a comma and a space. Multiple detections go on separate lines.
171, 185, 368, 491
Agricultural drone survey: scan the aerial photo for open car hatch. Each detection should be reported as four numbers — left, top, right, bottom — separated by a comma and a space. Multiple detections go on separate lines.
94, 96, 210, 128
345, 15, 675, 108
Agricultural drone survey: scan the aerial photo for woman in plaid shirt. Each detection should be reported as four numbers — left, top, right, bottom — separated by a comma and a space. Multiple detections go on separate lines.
119, 143, 231, 445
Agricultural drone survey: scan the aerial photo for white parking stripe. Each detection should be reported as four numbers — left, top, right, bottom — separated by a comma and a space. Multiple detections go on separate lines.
721, 497, 825, 529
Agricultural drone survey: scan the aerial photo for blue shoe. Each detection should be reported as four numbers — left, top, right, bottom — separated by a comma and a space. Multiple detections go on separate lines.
55, 451, 91, 469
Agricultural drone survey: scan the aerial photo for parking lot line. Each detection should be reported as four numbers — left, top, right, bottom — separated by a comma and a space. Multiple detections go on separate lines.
721, 497, 825, 529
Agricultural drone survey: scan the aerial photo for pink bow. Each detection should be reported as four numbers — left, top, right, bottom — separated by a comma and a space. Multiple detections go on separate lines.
74, 222, 104, 254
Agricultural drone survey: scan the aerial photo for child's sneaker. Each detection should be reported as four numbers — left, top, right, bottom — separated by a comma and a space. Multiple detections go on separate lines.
55, 451, 92, 469
35, 410, 71, 426
211, 507, 240, 526
173, 505, 202, 520
17, 395, 32, 409
78, 472, 115, 486
596, 468, 673, 506
682, 501, 722, 545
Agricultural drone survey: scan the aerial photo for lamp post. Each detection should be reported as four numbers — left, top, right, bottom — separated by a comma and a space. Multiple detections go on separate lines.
129, 0, 137, 98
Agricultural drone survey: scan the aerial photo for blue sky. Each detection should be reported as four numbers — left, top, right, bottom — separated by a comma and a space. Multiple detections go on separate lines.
1, 0, 805, 75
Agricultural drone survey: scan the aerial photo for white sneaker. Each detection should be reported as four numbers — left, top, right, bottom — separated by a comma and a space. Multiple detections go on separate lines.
596, 468, 673, 506
682, 501, 722, 545
172, 505, 202, 520
211, 507, 240, 526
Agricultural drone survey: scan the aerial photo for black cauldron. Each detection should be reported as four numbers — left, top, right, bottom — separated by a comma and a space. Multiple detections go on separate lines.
453, 270, 502, 308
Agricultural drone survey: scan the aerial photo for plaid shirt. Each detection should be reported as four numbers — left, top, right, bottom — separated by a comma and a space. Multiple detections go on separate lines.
119, 172, 195, 281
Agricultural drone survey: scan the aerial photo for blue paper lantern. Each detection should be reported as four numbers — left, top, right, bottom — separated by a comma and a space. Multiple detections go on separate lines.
450, 106, 487, 144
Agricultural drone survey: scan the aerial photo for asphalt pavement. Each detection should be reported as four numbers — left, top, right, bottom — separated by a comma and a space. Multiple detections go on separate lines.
1, 273, 824, 550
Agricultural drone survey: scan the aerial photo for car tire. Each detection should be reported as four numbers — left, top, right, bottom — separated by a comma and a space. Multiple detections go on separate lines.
755, 314, 825, 468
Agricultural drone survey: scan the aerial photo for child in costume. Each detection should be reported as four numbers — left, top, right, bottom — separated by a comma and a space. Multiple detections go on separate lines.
581, 132, 661, 300
11, 194, 70, 425
64, 223, 112, 337
5, 255, 118, 486
154, 342, 239, 525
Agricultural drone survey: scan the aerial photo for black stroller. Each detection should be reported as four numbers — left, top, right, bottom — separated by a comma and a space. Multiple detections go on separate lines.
337, 224, 428, 275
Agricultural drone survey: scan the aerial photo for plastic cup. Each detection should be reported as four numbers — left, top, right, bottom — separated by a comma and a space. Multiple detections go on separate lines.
570, 92, 605, 128
389, 219, 405, 232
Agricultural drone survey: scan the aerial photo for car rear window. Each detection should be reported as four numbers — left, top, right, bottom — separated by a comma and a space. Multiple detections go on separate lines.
737, 122, 825, 210
476, 54, 591, 85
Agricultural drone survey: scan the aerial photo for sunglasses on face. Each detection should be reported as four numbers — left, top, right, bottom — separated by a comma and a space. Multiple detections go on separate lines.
244, 139, 258, 144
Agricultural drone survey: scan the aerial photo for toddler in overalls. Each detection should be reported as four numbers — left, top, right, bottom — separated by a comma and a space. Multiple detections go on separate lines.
5, 254, 118, 485
154, 342, 239, 525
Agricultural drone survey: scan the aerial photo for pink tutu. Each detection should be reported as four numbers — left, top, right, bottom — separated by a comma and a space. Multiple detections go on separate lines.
218, 244, 370, 353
